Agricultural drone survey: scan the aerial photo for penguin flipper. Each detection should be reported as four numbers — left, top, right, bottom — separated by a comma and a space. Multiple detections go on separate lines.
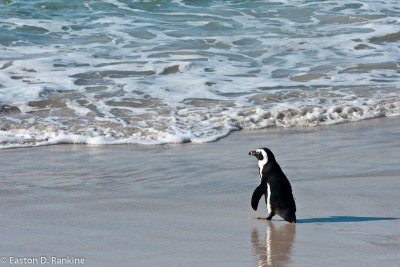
251, 184, 266, 211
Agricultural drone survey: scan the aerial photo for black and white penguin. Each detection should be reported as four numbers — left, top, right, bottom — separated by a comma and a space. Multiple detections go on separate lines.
249, 148, 296, 223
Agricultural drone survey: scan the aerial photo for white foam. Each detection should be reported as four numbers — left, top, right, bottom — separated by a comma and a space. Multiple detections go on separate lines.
1, 0, 400, 148
100, 0, 135, 11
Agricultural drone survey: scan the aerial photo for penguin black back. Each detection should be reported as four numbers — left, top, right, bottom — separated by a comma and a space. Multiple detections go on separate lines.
249, 148, 296, 223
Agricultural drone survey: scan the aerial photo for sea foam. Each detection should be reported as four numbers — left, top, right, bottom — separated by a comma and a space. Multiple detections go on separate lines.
0, 0, 399, 148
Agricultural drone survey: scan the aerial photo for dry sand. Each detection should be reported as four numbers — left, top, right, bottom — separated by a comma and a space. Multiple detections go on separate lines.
0, 117, 399, 266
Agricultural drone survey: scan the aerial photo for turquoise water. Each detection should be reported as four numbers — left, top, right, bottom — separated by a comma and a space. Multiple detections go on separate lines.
0, 0, 399, 147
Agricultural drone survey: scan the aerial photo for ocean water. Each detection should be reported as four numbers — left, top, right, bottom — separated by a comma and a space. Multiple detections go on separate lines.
0, 0, 399, 148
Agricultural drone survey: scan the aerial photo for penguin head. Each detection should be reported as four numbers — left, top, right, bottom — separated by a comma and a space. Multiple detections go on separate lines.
249, 148, 275, 163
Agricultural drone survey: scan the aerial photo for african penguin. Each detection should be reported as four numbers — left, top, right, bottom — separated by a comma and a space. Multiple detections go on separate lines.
249, 148, 296, 223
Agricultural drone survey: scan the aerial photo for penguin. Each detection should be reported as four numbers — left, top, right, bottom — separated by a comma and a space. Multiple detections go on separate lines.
249, 148, 296, 223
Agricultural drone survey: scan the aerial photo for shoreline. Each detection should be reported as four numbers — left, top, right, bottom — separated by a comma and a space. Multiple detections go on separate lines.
1, 115, 399, 150
0, 116, 399, 266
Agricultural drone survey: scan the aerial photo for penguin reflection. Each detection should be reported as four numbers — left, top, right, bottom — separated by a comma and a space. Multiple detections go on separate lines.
251, 222, 295, 267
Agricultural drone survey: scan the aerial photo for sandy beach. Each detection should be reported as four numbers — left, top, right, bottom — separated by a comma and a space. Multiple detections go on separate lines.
0, 117, 399, 267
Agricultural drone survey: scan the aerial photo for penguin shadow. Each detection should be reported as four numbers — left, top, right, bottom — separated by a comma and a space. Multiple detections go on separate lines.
251, 221, 295, 267
297, 216, 400, 224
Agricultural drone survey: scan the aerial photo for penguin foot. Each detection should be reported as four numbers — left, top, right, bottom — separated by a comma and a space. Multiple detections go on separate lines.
266, 212, 275, 220
281, 213, 296, 223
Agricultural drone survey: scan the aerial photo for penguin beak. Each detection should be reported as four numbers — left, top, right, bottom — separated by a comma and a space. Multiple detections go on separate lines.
249, 151, 257, 156
249, 150, 264, 161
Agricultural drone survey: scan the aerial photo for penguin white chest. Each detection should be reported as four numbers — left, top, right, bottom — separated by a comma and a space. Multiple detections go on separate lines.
258, 161, 266, 179
266, 183, 271, 214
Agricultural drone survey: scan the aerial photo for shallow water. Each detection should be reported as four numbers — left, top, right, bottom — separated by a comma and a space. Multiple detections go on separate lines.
0, 117, 399, 266
1, 0, 399, 147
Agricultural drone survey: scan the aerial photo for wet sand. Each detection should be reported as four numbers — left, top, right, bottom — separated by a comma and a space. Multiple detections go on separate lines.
0, 117, 399, 266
